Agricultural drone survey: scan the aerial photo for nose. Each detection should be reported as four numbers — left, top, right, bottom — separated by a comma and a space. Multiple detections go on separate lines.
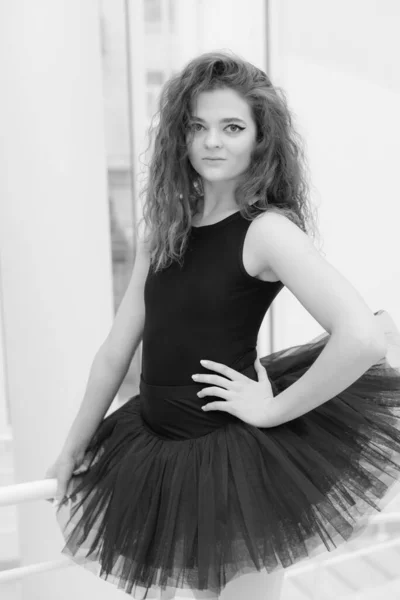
204, 128, 223, 149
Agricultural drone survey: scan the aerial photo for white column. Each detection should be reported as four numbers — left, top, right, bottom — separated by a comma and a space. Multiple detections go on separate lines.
0, 287, 10, 440
126, 0, 148, 223
0, 1, 119, 598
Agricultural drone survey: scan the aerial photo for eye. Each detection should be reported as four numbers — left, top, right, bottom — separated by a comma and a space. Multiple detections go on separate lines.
190, 123, 204, 132
225, 124, 245, 133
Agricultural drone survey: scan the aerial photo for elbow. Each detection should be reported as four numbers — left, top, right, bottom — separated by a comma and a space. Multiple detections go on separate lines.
333, 312, 389, 363
355, 327, 388, 362
334, 319, 388, 362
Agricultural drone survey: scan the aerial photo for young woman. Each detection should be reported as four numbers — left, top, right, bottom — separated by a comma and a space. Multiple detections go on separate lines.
45, 52, 400, 600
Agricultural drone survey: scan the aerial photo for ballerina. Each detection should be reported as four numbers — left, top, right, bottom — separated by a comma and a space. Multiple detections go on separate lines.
45, 51, 400, 600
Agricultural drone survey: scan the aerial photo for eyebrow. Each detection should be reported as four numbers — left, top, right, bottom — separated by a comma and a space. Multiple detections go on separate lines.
190, 116, 246, 124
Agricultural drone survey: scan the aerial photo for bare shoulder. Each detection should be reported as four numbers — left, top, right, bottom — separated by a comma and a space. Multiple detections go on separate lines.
251, 209, 310, 245
245, 209, 315, 280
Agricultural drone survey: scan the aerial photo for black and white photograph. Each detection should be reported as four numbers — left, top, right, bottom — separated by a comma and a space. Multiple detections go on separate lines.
1, 2, 400, 599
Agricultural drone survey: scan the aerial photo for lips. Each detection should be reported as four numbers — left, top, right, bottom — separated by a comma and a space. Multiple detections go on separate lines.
203, 158, 225, 161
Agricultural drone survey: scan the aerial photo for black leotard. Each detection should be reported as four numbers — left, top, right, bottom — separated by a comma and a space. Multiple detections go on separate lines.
141, 211, 284, 385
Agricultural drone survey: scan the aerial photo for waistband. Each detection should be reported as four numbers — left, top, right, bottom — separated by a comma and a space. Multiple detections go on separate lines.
139, 363, 257, 440
139, 362, 257, 396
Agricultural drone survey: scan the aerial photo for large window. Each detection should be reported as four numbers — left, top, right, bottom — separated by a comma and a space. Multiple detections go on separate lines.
100, 0, 177, 402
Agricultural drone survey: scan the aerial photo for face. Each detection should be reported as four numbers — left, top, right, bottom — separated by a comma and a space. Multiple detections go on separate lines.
186, 88, 257, 184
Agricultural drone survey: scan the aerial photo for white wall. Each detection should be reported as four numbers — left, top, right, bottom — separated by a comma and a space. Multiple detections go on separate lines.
269, 0, 400, 349
198, 0, 267, 68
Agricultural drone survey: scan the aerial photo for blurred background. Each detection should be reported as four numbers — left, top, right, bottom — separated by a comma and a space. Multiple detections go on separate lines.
0, 1, 399, 599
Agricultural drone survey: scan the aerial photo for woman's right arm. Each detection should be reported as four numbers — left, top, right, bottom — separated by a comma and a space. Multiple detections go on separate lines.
54, 228, 150, 463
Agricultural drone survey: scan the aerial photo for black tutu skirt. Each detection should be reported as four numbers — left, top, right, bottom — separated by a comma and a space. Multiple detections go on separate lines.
55, 309, 400, 599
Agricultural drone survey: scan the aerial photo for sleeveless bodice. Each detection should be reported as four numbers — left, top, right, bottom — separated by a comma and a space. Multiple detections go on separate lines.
141, 211, 284, 385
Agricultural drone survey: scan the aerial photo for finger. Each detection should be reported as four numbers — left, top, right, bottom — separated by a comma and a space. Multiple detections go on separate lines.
200, 360, 247, 382
198, 386, 230, 400
54, 484, 72, 509
73, 464, 87, 475
193, 374, 235, 389
55, 487, 66, 505
55, 474, 71, 503
202, 400, 232, 413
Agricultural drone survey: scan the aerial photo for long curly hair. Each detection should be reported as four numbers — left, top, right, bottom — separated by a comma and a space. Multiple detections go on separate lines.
139, 50, 319, 272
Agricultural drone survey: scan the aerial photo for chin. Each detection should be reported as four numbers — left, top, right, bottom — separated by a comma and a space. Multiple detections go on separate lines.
198, 168, 239, 183
201, 173, 229, 182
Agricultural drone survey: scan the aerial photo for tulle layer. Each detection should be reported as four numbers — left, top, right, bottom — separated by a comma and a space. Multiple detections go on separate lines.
55, 310, 400, 599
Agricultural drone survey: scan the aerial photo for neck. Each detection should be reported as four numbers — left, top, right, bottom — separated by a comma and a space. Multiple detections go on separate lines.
198, 180, 238, 217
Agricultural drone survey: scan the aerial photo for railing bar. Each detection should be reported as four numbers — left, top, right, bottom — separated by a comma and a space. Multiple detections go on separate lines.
362, 553, 394, 578
0, 557, 83, 584
285, 536, 400, 578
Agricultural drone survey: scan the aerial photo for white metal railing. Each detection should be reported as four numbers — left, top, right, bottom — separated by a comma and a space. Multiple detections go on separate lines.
0, 478, 56, 507
1, 479, 400, 585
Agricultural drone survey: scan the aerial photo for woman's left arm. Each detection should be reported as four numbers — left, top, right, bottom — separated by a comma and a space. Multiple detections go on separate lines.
265, 328, 385, 427
251, 211, 387, 427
